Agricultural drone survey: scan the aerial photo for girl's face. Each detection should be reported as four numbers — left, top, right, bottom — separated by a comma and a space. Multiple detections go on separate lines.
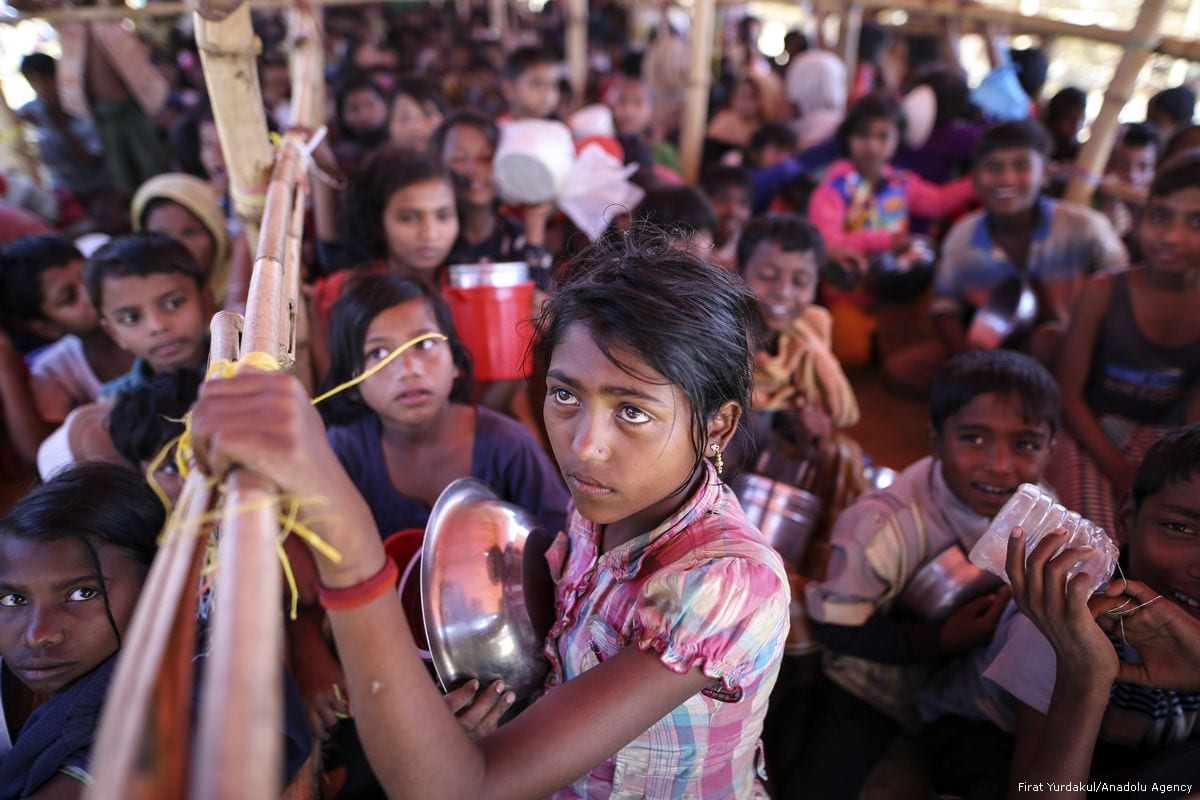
442, 124, 496, 208
732, 80, 761, 119
343, 87, 388, 135
0, 536, 146, 695
389, 95, 444, 151
741, 241, 818, 332
848, 117, 899, 178
611, 80, 650, 136
358, 298, 457, 430
1137, 187, 1200, 278
382, 178, 459, 273
144, 200, 217, 275
544, 323, 723, 543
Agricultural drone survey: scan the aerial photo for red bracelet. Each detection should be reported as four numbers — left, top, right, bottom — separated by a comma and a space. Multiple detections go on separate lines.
318, 558, 400, 611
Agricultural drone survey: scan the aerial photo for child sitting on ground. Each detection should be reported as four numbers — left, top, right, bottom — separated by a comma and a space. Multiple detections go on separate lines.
1051, 154, 1200, 536
0, 464, 162, 798
37, 233, 212, 478
932, 120, 1128, 367
792, 350, 1060, 800
0, 235, 132, 462
992, 424, 1200, 797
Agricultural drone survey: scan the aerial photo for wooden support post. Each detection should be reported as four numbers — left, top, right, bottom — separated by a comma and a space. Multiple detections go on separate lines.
679, 0, 716, 184
0, 79, 38, 180
566, 0, 588, 109
194, 2, 275, 247
841, 3, 863, 100
1064, 0, 1170, 206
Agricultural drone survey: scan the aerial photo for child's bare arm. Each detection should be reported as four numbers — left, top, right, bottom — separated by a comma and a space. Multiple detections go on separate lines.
188, 372, 748, 800
0, 330, 53, 463
23, 772, 83, 800
1057, 275, 1134, 491
1005, 528, 1117, 798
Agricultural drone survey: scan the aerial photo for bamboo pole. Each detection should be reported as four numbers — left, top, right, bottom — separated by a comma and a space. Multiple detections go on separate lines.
840, 2, 862, 100
490, 0, 508, 44
190, 149, 300, 800
1064, 0, 1171, 206
679, 0, 716, 184
565, 0, 587, 108
194, 1, 275, 246
0, 79, 39, 180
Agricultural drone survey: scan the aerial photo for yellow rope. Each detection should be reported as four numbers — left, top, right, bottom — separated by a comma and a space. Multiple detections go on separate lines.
309, 332, 447, 405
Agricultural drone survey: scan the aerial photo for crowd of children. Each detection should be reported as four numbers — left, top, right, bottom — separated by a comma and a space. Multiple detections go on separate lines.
0, 2, 1198, 798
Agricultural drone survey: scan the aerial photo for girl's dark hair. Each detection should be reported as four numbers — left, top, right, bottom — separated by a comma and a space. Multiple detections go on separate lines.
1117, 122, 1163, 156
736, 214, 825, 274
1045, 87, 1087, 123
321, 273, 472, 425
631, 186, 717, 237
1131, 423, 1200, 511
930, 350, 1061, 435
1150, 152, 1200, 198
913, 68, 973, 126
339, 146, 455, 266
430, 111, 500, 159
533, 228, 760, 480
836, 92, 907, 156
0, 463, 163, 646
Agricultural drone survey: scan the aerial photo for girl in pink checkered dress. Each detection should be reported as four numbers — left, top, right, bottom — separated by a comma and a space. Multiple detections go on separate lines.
190, 231, 791, 798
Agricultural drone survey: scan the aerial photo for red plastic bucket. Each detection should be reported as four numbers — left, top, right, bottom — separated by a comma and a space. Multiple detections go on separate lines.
444, 282, 535, 382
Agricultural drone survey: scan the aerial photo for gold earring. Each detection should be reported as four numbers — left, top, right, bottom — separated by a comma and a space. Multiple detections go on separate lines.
710, 443, 724, 475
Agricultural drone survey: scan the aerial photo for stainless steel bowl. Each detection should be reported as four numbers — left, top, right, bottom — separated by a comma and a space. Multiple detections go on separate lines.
967, 276, 1039, 350
733, 474, 822, 569
422, 479, 555, 709
897, 545, 1003, 622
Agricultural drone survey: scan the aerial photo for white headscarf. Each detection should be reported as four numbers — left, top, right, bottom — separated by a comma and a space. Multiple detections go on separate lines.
786, 51, 848, 150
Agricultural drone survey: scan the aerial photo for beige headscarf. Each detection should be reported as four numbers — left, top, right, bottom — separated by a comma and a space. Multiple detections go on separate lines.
131, 173, 231, 306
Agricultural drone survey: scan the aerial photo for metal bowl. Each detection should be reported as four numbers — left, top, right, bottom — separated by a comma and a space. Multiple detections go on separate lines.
867, 236, 937, 302
897, 545, 1003, 622
967, 276, 1039, 350
421, 479, 555, 710
733, 474, 822, 569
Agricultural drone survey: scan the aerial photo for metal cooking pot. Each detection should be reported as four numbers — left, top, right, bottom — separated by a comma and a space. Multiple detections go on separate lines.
733, 474, 822, 568
422, 479, 555, 711
866, 236, 937, 302
966, 276, 1039, 350
897, 545, 1003, 622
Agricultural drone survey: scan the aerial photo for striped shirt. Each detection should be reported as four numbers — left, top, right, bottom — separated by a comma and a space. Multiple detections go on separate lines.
931, 195, 1128, 322
542, 463, 790, 799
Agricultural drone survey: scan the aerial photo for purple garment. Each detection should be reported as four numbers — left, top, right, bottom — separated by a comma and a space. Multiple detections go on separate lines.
326, 405, 570, 538
894, 122, 983, 186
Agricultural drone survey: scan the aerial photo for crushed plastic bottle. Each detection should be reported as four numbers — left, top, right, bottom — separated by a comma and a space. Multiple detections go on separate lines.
968, 483, 1119, 596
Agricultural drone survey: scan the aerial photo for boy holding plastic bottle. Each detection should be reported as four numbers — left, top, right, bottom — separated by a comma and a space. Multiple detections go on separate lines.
985, 424, 1200, 798
788, 349, 1060, 799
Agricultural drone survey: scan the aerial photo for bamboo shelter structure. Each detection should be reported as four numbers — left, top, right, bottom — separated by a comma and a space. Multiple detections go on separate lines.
84, 2, 319, 796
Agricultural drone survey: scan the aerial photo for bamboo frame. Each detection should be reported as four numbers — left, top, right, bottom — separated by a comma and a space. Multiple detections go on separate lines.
565, 0, 587, 110
1064, 0, 1171, 206
679, 0, 717, 184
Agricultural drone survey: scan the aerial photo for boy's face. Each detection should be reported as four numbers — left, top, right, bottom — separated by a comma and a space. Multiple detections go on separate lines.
931, 391, 1054, 518
100, 272, 211, 373
38, 258, 99, 337
709, 186, 752, 245
611, 80, 650, 135
741, 241, 818, 332
1107, 143, 1157, 189
1137, 187, 1200, 277
1118, 473, 1200, 619
974, 147, 1045, 218
504, 63, 560, 119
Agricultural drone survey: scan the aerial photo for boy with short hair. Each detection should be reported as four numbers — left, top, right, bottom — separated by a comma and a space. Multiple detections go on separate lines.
1100, 122, 1163, 241
502, 46, 561, 121
37, 233, 211, 478
1147, 86, 1196, 140
109, 369, 201, 505
987, 424, 1200, 795
0, 234, 132, 425
932, 120, 1128, 361
790, 350, 1061, 799
701, 166, 753, 269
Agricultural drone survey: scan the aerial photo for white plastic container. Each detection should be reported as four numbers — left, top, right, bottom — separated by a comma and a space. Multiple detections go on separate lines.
968, 483, 1119, 596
